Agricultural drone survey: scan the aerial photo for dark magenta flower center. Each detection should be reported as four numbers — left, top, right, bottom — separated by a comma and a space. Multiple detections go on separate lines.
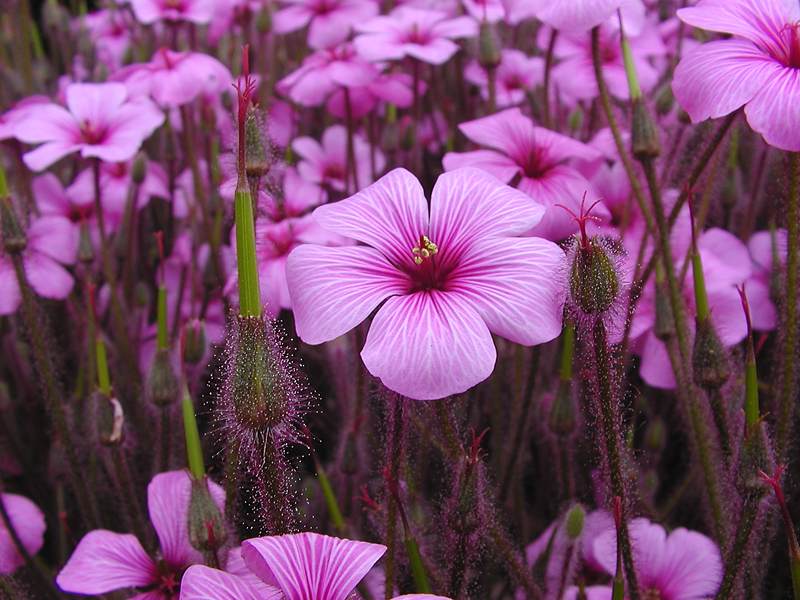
313, 0, 339, 16
402, 234, 455, 292
405, 24, 432, 46
773, 22, 800, 68
517, 147, 553, 179
79, 120, 108, 145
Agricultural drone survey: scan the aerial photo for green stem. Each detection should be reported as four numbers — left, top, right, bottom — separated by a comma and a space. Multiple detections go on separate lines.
157, 285, 169, 350
182, 386, 205, 481
715, 497, 759, 599
315, 459, 345, 535
234, 184, 262, 317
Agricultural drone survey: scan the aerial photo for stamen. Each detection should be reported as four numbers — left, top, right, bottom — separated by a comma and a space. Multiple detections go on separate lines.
411, 234, 438, 265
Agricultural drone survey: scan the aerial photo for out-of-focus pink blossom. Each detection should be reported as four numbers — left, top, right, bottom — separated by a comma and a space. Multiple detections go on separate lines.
129, 0, 215, 25
57, 470, 225, 598
0, 96, 49, 142
15, 83, 164, 172
673, 0, 800, 151
286, 168, 565, 400
78, 9, 133, 70
506, 0, 642, 32
462, 0, 506, 23
744, 228, 788, 331
273, 0, 379, 50
0, 493, 46, 575
443, 108, 606, 241
292, 125, 385, 193
464, 49, 543, 108
355, 6, 477, 65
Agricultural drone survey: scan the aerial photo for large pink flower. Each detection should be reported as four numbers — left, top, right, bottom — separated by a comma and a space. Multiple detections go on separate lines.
0, 493, 46, 575
130, 0, 215, 24
15, 82, 164, 172
286, 167, 565, 400
57, 470, 225, 599
0, 215, 77, 315
273, 0, 379, 50
673, 0, 800, 151
443, 108, 606, 241
354, 6, 477, 65
181, 531, 450, 600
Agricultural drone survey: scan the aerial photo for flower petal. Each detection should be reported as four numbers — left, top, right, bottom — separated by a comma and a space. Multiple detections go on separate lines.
657, 528, 723, 599
745, 65, 800, 151
0, 494, 46, 575
180, 565, 280, 600
242, 532, 386, 600
23, 254, 74, 300
56, 530, 155, 594
0, 258, 21, 316
286, 244, 408, 345
449, 237, 565, 345
313, 168, 429, 265
442, 150, 521, 183
672, 39, 780, 124
677, 0, 799, 47
361, 291, 496, 400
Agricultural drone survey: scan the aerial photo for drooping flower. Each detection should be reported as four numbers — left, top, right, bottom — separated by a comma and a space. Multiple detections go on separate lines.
273, 0, 379, 50
292, 125, 385, 193
443, 108, 606, 241
129, 0, 215, 25
464, 49, 544, 108
57, 470, 225, 599
114, 48, 232, 109
354, 6, 477, 65
591, 517, 723, 599
15, 82, 164, 172
673, 0, 800, 151
0, 493, 46, 575
0, 215, 77, 316
180, 531, 450, 600
286, 167, 565, 400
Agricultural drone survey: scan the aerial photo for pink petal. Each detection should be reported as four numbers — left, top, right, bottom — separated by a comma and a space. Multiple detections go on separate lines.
23, 254, 74, 300
591, 518, 667, 582
27, 216, 78, 264
286, 245, 408, 345
0, 494, 46, 574
403, 38, 460, 65
744, 277, 777, 331
0, 258, 21, 315
457, 107, 534, 156
392, 596, 452, 599
225, 547, 284, 597
748, 229, 787, 272
272, 5, 312, 33
313, 168, 428, 266
707, 285, 748, 347
242, 532, 386, 600
66, 82, 127, 125
564, 586, 613, 600
32, 173, 71, 216
361, 291, 496, 400
56, 530, 156, 594
677, 0, 799, 47
429, 168, 545, 257
537, 0, 628, 32
672, 40, 780, 124
656, 528, 723, 598
639, 331, 677, 389
353, 34, 406, 62
88, 100, 164, 163
13, 104, 78, 145
148, 470, 225, 568
442, 150, 521, 183
23, 141, 82, 172
745, 65, 800, 151
180, 565, 278, 600
449, 236, 565, 345
698, 228, 751, 286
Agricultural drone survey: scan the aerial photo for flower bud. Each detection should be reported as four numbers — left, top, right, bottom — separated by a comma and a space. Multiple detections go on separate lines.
691, 318, 730, 390
78, 221, 94, 263
147, 349, 180, 407
631, 98, 661, 160
92, 392, 124, 446
230, 316, 288, 430
188, 478, 227, 554
132, 152, 148, 185
245, 107, 270, 180
569, 237, 620, 315
655, 84, 674, 117
565, 503, 586, 540
478, 21, 501, 70
449, 467, 480, 535
182, 319, 207, 365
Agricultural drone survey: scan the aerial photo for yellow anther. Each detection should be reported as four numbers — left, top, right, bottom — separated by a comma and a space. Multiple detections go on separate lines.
411, 235, 439, 264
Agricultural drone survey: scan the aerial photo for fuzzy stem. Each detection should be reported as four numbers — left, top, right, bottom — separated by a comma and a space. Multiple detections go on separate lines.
716, 496, 759, 599
777, 152, 799, 459
593, 320, 640, 600
111, 446, 151, 549
234, 183, 262, 318
542, 29, 558, 128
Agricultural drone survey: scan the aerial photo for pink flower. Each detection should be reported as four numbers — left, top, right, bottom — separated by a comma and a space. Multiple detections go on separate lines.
0, 96, 49, 142
443, 108, 606, 241
261, 166, 327, 221
673, 0, 800, 151
0, 493, 46, 575
464, 49, 544, 108
277, 43, 381, 107
129, 0, 215, 24
79, 9, 134, 70
326, 72, 416, 120
549, 20, 665, 102
292, 125, 385, 193
15, 82, 164, 172
57, 470, 225, 599
591, 518, 723, 599
505, 0, 635, 31
0, 215, 77, 315
181, 531, 450, 600
462, 0, 507, 23
273, 0, 379, 50
286, 168, 565, 400
114, 49, 232, 109
354, 6, 477, 65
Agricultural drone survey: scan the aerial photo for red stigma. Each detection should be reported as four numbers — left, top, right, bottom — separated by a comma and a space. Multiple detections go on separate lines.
736, 284, 753, 339
468, 427, 489, 464
555, 192, 604, 250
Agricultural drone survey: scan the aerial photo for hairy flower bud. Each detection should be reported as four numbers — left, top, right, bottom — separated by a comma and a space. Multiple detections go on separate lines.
478, 21, 501, 70
132, 152, 148, 185
147, 349, 180, 407
631, 98, 661, 160
692, 318, 730, 390
655, 84, 675, 117
92, 392, 125, 447
245, 106, 270, 180
188, 478, 227, 553
565, 503, 586, 540
569, 237, 620, 315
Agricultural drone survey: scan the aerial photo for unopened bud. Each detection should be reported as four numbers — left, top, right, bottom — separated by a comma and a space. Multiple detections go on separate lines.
478, 21, 501, 70
565, 503, 585, 540
183, 319, 207, 365
245, 107, 270, 179
631, 98, 661, 160
132, 152, 148, 185
655, 85, 674, 117
231, 316, 287, 430
93, 392, 124, 446
188, 478, 227, 553
569, 238, 620, 315
450, 468, 480, 535
147, 349, 180, 406
692, 318, 730, 390
78, 222, 94, 263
